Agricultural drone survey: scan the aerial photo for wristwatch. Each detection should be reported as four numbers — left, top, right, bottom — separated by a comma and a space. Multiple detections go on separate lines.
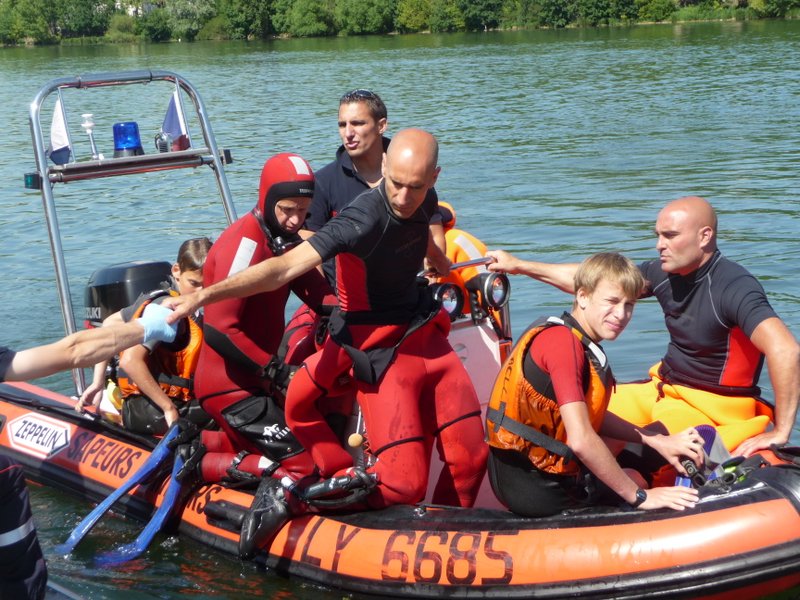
631, 487, 647, 508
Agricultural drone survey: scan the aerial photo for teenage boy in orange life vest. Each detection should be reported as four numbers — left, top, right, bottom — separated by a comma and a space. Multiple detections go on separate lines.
76, 237, 212, 435
486, 253, 703, 517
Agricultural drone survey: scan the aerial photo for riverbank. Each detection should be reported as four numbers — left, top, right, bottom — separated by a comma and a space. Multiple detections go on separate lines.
2, 1, 799, 46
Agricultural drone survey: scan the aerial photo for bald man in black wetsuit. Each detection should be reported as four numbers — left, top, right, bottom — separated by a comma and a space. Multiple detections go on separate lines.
165, 129, 487, 514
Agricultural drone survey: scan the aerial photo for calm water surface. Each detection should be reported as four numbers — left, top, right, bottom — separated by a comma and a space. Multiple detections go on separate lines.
1, 20, 799, 598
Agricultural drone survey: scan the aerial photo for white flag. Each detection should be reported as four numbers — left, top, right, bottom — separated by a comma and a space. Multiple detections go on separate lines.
161, 90, 189, 149
48, 96, 71, 165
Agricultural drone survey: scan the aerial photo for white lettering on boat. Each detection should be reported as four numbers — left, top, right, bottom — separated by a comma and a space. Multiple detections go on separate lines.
8, 413, 70, 459
85, 306, 102, 320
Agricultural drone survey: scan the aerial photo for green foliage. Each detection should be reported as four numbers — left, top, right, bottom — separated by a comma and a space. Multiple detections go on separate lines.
500, 0, 543, 28
283, 0, 335, 36
165, 0, 216, 41
611, 0, 639, 19
11, 0, 58, 42
459, 0, 503, 29
539, 0, 578, 26
60, 0, 116, 37
574, 0, 638, 23
0, 0, 19, 44
673, 4, 737, 17
429, 0, 464, 31
108, 12, 135, 34
749, 0, 798, 16
270, 0, 291, 33
138, 7, 171, 42
396, 0, 431, 31
105, 12, 139, 42
577, 0, 613, 24
2, 0, 800, 45
636, 0, 677, 20
196, 15, 229, 39
218, 0, 271, 39
335, 0, 396, 34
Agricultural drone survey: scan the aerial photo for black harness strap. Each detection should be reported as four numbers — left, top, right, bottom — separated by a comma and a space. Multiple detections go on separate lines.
486, 401, 575, 463
432, 410, 482, 436
372, 436, 426, 458
158, 373, 193, 390
328, 294, 439, 386
203, 324, 264, 377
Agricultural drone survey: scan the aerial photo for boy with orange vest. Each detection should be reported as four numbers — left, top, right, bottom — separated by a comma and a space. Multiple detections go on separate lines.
486, 253, 702, 516
77, 237, 212, 434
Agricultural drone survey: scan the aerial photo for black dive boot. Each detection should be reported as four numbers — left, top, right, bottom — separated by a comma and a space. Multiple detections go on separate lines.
238, 477, 291, 560
171, 421, 207, 487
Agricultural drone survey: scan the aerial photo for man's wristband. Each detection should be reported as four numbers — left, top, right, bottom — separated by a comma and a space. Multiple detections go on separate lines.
630, 487, 647, 508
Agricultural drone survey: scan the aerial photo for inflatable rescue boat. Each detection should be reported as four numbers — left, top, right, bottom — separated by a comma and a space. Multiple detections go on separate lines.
5, 70, 800, 599
3, 380, 800, 598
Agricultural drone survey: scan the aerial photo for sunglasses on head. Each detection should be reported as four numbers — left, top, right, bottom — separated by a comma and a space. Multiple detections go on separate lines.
340, 89, 378, 103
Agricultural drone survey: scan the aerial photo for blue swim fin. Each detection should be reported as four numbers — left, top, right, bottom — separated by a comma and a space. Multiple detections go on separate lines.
54, 424, 180, 556
95, 451, 187, 565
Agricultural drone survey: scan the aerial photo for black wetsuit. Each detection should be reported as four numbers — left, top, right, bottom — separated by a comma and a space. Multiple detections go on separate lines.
641, 250, 777, 395
286, 182, 487, 508
307, 181, 436, 314
308, 138, 439, 286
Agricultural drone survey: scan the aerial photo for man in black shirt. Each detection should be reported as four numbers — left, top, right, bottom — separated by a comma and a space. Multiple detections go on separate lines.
166, 129, 487, 511
306, 88, 448, 283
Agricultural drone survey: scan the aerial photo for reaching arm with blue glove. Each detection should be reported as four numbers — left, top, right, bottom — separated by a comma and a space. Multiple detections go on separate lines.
137, 303, 178, 345
2, 304, 177, 383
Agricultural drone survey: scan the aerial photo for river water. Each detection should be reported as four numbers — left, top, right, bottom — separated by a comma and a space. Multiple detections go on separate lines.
1, 19, 799, 598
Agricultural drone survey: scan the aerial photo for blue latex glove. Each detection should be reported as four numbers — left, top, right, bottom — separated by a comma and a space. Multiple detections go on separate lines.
137, 303, 178, 344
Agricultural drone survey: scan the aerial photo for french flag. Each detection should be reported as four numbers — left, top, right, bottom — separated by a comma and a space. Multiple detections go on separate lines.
161, 89, 190, 149
48, 96, 71, 165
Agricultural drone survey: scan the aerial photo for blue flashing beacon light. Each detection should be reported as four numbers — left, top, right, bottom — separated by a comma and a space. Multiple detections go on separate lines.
113, 122, 144, 158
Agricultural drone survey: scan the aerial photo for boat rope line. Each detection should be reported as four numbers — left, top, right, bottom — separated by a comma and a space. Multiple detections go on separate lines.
0, 383, 157, 450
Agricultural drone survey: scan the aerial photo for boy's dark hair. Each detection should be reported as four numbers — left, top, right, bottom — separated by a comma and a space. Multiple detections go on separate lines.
177, 237, 212, 272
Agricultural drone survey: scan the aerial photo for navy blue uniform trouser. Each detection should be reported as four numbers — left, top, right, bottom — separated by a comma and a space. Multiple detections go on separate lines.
0, 453, 47, 600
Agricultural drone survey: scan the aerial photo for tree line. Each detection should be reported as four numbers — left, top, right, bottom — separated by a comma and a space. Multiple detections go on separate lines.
0, 0, 798, 45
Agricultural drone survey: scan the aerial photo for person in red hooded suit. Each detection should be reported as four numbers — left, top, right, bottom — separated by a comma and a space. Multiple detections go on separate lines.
190, 154, 336, 505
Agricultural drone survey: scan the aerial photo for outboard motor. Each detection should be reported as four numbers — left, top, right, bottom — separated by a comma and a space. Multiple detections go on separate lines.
84, 260, 172, 327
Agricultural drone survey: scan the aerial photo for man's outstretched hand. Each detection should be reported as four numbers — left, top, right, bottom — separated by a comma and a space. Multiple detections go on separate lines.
734, 430, 790, 458
161, 293, 203, 325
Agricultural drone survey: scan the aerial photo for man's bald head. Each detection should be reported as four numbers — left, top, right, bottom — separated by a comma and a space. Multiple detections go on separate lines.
661, 196, 718, 236
654, 196, 718, 275
382, 129, 440, 219
386, 128, 439, 174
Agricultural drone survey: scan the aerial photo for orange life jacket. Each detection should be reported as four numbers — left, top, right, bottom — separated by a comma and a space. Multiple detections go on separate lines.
117, 290, 203, 402
486, 315, 614, 476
